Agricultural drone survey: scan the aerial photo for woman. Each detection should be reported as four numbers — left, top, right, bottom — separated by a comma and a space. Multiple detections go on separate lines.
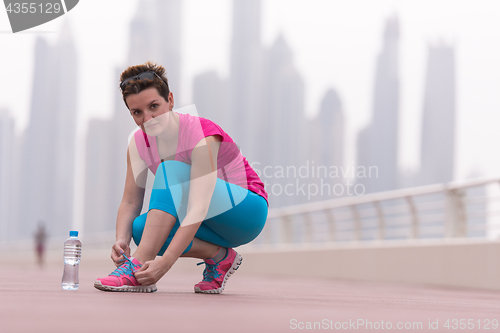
94, 62, 269, 293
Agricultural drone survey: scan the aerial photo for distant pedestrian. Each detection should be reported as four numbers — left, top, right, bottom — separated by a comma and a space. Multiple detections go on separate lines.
34, 221, 47, 268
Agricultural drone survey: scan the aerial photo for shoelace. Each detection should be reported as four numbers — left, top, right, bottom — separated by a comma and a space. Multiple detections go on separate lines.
110, 254, 140, 278
197, 261, 221, 281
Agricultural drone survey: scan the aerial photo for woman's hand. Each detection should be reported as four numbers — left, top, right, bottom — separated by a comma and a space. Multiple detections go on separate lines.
111, 240, 130, 267
134, 256, 175, 285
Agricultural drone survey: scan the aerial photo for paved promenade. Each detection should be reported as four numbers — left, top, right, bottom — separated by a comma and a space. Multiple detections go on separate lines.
1, 255, 500, 333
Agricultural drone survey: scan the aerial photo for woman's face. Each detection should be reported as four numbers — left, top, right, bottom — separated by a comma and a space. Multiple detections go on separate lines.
126, 87, 174, 136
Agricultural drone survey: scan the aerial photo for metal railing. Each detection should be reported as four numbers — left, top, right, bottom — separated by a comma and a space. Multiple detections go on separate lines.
253, 177, 500, 247
4, 177, 500, 253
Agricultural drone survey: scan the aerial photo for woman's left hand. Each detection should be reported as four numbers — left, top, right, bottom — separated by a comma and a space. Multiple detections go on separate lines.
134, 256, 175, 285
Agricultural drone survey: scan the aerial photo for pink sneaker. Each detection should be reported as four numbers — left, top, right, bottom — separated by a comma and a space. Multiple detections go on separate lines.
94, 254, 157, 293
194, 248, 242, 294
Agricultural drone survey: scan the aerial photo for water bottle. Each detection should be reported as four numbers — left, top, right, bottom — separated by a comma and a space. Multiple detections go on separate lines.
61, 230, 82, 290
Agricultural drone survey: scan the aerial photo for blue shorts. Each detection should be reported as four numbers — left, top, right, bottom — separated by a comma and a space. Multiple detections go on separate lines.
132, 160, 268, 255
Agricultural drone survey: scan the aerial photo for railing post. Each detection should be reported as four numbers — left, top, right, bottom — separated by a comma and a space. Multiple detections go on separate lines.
260, 219, 272, 246
303, 212, 313, 244
444, 189, 455, 237
373, 201, 385, 240
456, 189, 467, 237
406, 196, 419, 239
445, 189, 466, 237
282, 215, 294, 244
325, 209, 336, 242
350, 205, 361, 241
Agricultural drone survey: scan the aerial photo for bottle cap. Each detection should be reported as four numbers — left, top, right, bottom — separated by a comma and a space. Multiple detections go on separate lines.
69, 230, 78, 237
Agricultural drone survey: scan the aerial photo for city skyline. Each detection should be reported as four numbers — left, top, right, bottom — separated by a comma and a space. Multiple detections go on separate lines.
420, 42, 456, 186
357, 16, 400, 193
1, 1, 499, 180
14, 24, 78, 239
1, 1, 500, 239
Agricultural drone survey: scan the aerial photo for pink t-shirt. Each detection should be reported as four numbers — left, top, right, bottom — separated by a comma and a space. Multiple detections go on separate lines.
133, 112, 268, 205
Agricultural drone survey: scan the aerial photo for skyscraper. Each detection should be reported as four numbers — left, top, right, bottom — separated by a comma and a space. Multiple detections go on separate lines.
357, 16, 400, 193
419, 42, 456, 185
0, 108, 15, 241
316, 89, 344, 171
229, 0, 263, 161
128, 0, 182, 100
83, 68, 132, 234
18, 37, 54, 238
192, 71, 229, 129
128, 1, 155, 66
261, 34, 305, 207
310, 89, 344, 200
83, 118, 119, 233
154, 0, 182, 99
51, 22, 78, 236
84, 1, 184, 233
18, 25, 78, 239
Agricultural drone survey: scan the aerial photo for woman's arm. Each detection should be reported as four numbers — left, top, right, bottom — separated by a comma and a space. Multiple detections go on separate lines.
135, 135, 221, 282
111, 141, 147, 266
167, 134, 221, 255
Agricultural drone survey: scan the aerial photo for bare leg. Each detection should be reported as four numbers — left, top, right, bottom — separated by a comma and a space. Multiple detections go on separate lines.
132, 209, 221, 263
180, 237, 220, 260
132, 209, 176, 263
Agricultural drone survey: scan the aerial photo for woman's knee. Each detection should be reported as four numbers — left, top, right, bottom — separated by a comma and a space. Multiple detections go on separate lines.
228, 198, 268, 247
229, 223, 266, 248
159, 160, 190, 178
132, 213, 148, 246
153, 160, 190, 192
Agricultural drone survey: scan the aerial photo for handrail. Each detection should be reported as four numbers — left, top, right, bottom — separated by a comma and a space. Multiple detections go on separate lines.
258, 176, 500, 246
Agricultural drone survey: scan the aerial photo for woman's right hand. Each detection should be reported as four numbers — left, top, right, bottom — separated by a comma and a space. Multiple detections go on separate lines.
111, 240, 130, 267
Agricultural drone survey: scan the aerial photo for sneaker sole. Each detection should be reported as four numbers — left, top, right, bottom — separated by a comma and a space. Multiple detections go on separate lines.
194, 253, 243, 294
94, 280, 157, 293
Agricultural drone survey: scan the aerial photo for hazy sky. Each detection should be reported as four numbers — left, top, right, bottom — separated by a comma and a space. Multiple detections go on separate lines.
1, 0, 500, 182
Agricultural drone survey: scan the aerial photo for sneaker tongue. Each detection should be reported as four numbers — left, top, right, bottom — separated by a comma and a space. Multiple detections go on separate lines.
205, 258, 217, 265
130, 257, 143, 267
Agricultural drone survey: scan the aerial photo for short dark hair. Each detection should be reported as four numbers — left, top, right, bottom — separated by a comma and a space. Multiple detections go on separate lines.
119, 61, 170, 109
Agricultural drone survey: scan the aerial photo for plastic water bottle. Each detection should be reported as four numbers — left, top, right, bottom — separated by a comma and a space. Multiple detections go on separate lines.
61, 230, 82, 290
